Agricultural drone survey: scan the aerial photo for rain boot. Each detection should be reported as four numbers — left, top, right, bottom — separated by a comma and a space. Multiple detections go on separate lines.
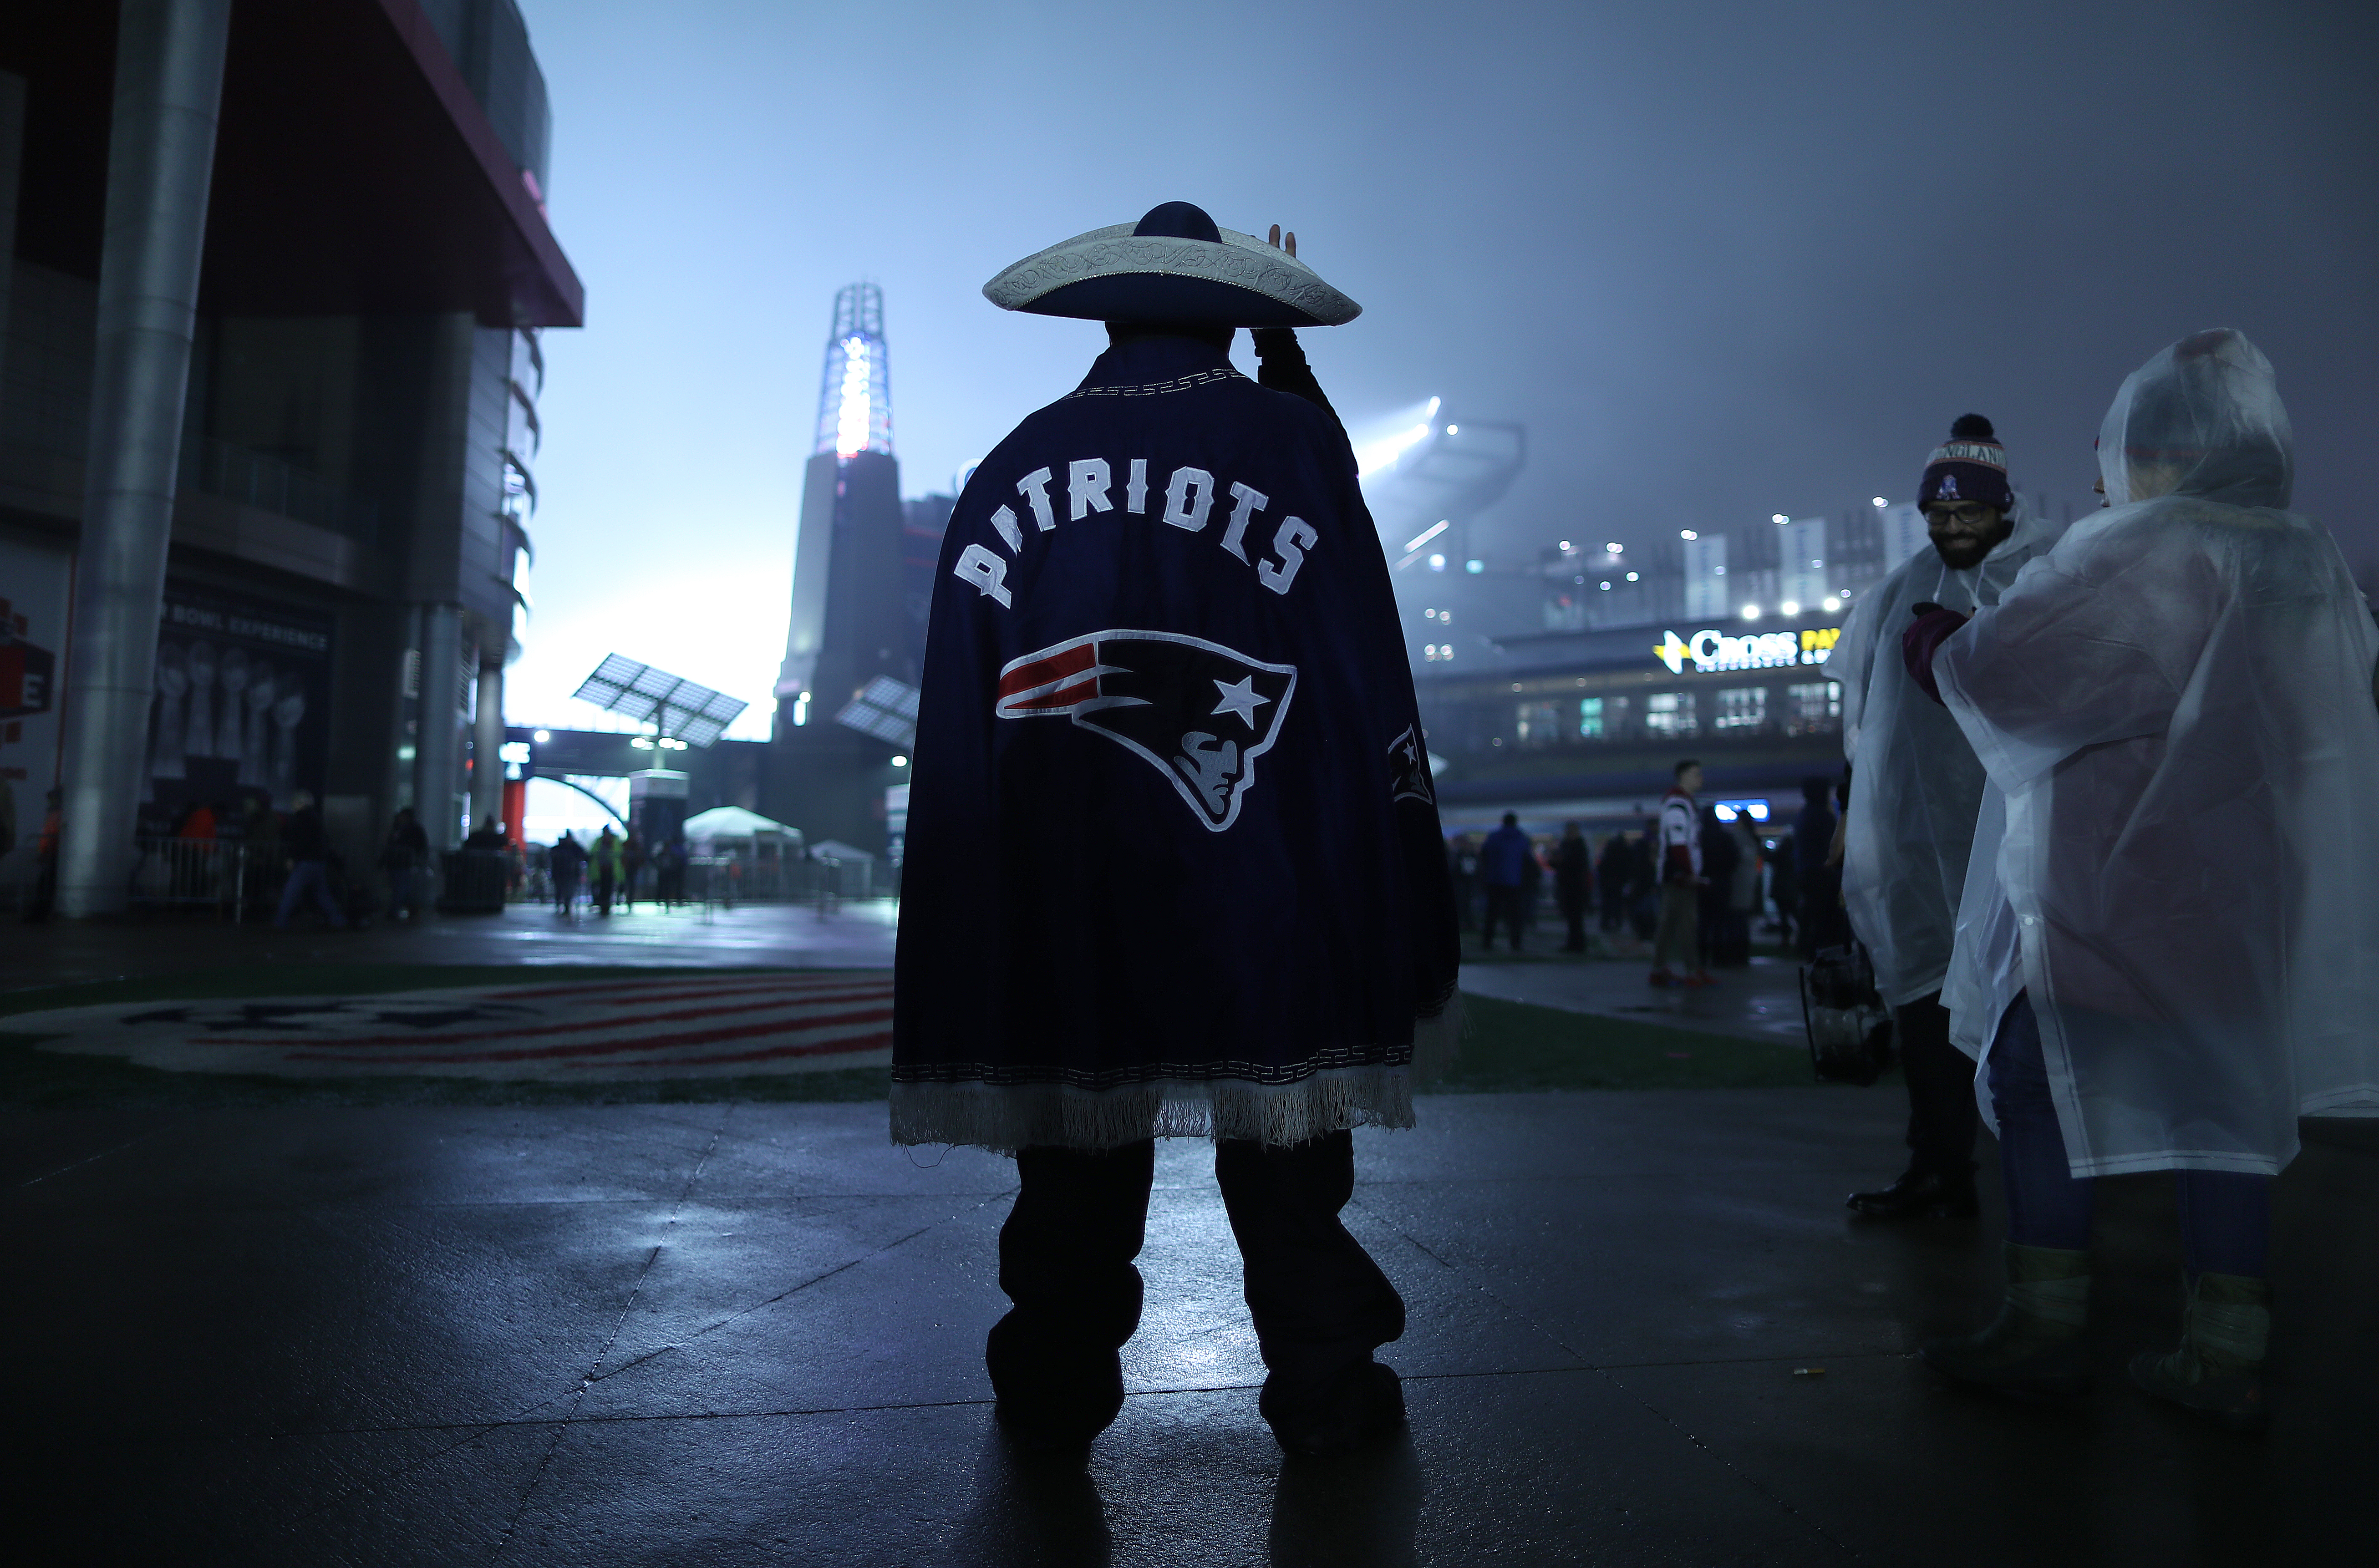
1919, 1241, 2091, 1399
2130, 1272, 2271, 1432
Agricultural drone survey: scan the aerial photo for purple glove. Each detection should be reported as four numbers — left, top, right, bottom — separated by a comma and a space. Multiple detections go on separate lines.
1901, 603, 1970, 706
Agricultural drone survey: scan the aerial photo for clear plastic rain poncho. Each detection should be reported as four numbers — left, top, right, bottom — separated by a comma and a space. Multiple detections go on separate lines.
1831, 499, 2064, 1006
1937, 330, 2379, 1176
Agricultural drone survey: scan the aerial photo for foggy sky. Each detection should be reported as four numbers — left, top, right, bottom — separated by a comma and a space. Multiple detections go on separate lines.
509, 0, 2379, 736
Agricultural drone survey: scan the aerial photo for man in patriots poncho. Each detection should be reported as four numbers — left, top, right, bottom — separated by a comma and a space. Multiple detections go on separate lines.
893, 202, 1459, 1454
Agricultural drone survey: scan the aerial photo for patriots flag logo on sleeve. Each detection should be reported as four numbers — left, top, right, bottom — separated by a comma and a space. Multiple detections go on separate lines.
995, 631, 1296, 831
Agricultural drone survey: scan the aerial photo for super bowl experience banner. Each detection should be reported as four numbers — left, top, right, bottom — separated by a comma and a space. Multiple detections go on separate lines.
146, 587, 334, 820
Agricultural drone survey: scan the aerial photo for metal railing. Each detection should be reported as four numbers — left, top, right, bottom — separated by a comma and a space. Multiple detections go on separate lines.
683, 853, 874, 904
125, 837, 280, 920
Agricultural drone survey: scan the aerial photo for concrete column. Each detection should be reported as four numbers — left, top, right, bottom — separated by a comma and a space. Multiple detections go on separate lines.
55, 0, 233, 916
412, 602, 461, 850
472, 662, 504, 834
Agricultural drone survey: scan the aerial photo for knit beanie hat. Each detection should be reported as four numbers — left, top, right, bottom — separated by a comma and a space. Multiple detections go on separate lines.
1917, 414, 2013, 510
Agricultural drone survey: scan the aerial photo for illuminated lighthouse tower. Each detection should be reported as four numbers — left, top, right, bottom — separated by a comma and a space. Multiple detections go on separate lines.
768, 284, 911, 847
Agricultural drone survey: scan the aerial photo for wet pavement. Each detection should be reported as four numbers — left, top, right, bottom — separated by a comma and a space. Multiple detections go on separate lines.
7, 913, 2373, 1562
3, 899, 900, 990
10, 1085, 2374, 1563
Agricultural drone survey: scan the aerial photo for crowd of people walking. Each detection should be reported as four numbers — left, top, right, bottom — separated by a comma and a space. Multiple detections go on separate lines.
1442, 776, 1842, 973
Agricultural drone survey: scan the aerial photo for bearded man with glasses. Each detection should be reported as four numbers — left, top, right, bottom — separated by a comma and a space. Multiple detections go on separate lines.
1825, 416, 2066, 1221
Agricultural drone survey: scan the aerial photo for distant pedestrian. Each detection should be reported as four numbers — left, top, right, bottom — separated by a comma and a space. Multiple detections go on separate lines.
23, 787, 62, 923
1479, 812, 1531, 952
1595, 830, 1630, 933
621, 831, 646, 910
550, 831, 587, 916
273, 791, 347, 929
1627, 821, 1659, 941
656, 838, 687, 906
1651, 761, 1713, 988
1697, 804, 1740, 966
1725, 811, 1764, 960
1766, 832, 1800, 946
381, 807, 427, 920
590, 825, 623, 916
1447, 834, 1479, 932
1519, 834, 1545, 942
1554, 822, 1591, 952
1792, 776, 1840, 957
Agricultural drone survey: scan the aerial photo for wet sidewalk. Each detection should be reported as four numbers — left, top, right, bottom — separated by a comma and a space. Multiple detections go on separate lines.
3, 899, 900, 991
8, 1089, 2373, 1564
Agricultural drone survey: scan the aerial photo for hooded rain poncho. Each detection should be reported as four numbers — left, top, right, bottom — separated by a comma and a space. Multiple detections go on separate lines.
1936, 329, 2379, 1176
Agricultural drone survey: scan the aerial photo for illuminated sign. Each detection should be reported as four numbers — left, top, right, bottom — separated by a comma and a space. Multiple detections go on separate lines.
1654, 625, 1840, 675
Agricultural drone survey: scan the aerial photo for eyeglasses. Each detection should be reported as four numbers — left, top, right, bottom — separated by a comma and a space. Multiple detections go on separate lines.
1924, 503, 1995, 527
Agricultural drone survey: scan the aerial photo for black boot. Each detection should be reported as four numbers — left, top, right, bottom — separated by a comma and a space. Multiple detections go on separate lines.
1261, 1360, 1407, 1456
987, 1315, 1127, 1451
1920, 1242, 2092, 1399
1847, 1168, 1979, 1220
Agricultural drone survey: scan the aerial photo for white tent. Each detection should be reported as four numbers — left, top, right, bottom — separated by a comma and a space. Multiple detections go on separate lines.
682, 806, 801, 847
805, 838, 876, 863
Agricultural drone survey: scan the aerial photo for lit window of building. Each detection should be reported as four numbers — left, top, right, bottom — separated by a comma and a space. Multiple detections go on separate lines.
1644, 691, 1698, 738
1714, 686, 1768, 731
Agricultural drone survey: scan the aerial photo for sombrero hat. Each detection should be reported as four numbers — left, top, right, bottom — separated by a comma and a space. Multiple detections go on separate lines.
982, 201, 1361, 329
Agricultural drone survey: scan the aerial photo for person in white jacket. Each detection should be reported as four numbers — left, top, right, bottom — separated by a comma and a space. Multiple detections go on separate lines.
1830, 417, 2065, 1220
1904, 330, 2379, 1429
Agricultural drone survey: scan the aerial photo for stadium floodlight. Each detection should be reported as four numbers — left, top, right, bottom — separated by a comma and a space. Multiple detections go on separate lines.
1354, 396, 1442, 478
570, 655, 749, 748
835, 675, 920, 749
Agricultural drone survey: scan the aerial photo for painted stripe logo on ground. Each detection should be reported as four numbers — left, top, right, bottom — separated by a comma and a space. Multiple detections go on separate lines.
6, 972, 894, 1081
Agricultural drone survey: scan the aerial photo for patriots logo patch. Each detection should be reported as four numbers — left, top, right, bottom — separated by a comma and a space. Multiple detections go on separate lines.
995, 631, 1298, 831
1387, 724, 1434, 806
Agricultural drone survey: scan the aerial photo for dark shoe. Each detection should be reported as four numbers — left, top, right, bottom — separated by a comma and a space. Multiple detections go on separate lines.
1649, 969, 1678, 988
2130, 1272, 2271, 1432
986, 1318, 1127, 1452
1847, 1169, 1980, 1220
1262, 1361, 1406, 1456
1919, 1242, 2092, 1400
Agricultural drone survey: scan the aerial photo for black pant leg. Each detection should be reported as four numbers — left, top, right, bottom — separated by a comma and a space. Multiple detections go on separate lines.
1895, 993, 1979, 1179
986, 1140, 1156, 1438
1214, 1131, 1405, 1405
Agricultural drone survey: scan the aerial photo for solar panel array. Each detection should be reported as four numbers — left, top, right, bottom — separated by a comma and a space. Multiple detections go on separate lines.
834, 676, 920, 749
569, 654, 749, 748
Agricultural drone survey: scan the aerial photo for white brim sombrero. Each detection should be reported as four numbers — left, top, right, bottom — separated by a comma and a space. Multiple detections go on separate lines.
982, 201, 1361, 329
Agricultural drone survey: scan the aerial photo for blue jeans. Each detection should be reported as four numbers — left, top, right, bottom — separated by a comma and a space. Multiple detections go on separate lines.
1989, 993, 2269, 1277
274, 860, 346, 929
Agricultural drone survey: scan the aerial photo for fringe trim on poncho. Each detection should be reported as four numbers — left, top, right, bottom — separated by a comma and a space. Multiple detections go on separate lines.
890, 997, 1464, 1154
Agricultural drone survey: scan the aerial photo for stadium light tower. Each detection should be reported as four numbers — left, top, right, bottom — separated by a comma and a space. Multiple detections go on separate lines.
814, 283, 893, 459
771, 283, 914, 849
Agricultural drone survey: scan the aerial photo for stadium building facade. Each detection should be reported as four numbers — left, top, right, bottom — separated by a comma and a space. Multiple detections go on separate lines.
0, 0, 580, 909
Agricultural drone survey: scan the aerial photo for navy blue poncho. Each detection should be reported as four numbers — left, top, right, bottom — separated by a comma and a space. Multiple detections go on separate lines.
890, 334, 1459, 1151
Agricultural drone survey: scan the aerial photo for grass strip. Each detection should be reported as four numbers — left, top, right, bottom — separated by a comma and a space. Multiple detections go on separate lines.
1433, 992, 1825, 1093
